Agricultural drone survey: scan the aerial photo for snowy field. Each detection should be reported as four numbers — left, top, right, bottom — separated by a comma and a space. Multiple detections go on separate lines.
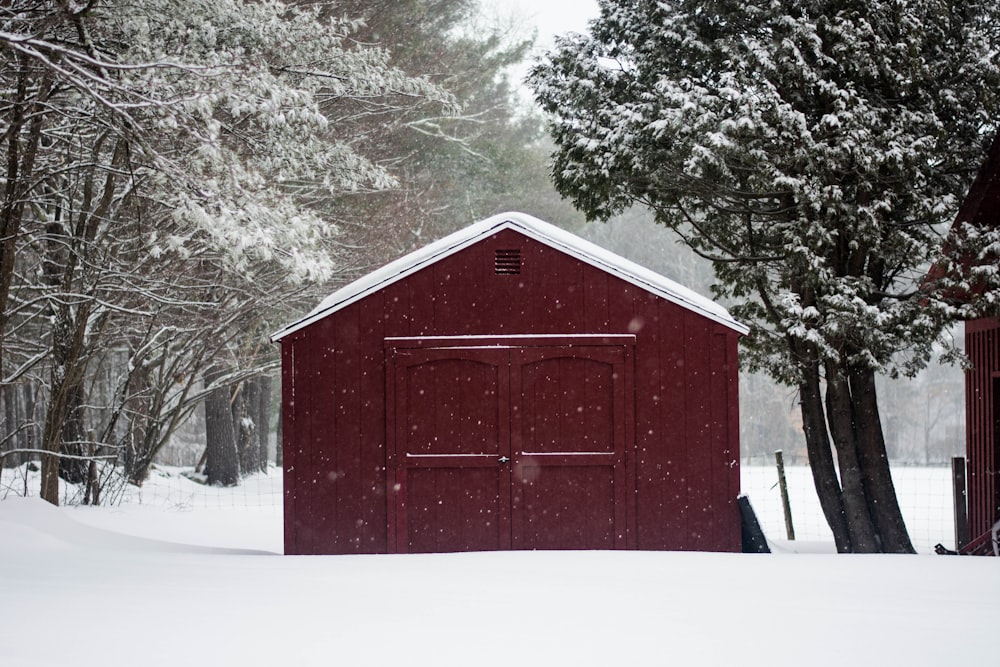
1, 464, 995, 667
742, 463, 957, 554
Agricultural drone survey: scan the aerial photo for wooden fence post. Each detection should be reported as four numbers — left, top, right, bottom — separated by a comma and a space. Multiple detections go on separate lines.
952, 456, 969, 551
775, 449, 795, 540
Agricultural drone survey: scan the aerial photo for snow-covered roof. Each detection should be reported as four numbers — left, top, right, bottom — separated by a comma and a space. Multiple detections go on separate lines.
271, 212, 748, 341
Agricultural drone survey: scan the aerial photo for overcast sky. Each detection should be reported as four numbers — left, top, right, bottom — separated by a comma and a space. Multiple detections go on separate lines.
493, 0, 599, 48
488, 0, 599, 103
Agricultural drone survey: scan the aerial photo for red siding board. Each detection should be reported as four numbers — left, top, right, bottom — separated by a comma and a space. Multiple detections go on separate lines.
312, 330, 333, 554
293, 332, 311, 554
330, 309, 361, 552
964, 318, 1000, 540
634, 295, 665, 549
280, 225, 742, 554
406, 263, 436, 338
628, 288, 656, 548
683, 309, 713, 550
710, 330, 736, 551
658, 299, 689, 551
726, 329, 742, 550
582, 267, 611, 332
359, 291, 387, 552
281, 340, 298, 554
383, 281, 411, 339
302, 328, 332, 555
289, 335, 308, 554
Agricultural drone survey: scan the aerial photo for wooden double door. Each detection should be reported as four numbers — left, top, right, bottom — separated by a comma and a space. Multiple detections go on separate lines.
386, 337, 632, 553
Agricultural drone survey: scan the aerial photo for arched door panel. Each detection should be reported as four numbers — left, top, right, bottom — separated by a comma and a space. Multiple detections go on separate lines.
511, 349, 627, 550
389, 349, 510, 553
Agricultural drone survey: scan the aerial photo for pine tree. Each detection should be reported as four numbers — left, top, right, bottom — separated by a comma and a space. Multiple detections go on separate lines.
530, 0, 1000, 552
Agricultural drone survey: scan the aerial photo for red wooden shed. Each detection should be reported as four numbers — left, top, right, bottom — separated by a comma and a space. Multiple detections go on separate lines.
949, 132, 1000, 551
272, 212, 747, 555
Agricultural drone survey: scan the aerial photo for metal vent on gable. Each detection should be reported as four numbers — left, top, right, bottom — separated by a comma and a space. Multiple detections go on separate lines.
494, 248, 521, 275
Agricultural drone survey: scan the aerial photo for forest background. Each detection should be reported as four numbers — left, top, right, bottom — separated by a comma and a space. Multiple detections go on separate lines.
0, 0, 965, 508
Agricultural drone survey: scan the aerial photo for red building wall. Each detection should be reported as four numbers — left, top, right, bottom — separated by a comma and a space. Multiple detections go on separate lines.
280, 227, 741, 554
964, 317, 1000, 540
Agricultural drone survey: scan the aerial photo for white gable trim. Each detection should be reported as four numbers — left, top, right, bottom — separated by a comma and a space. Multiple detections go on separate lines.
271, 212, 748, 341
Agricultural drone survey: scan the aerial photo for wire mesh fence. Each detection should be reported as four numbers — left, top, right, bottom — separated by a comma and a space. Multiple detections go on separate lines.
3, 458, 958, 553
741, 458, 956, 554
0, 462, 283, 511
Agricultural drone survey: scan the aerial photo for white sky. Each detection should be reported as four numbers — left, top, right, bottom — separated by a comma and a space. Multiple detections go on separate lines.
491, 0, 599, 48
486, 0, 600, 104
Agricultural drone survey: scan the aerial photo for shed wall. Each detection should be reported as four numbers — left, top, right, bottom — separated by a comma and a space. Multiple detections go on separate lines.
965, 317, 1000, 540
282, 229, 741, 554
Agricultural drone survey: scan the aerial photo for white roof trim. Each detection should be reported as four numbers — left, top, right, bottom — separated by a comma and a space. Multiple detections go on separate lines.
271, 212, 748, 341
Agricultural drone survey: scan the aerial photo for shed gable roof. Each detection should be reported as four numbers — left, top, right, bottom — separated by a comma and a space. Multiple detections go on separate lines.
272, 212, 748, 341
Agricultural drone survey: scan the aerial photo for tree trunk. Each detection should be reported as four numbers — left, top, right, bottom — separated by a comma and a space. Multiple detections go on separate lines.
22, 382, 37, 466
823, 360, 880, 552
123, 362, 154, 486
0, 65, 53, 378
40, 378, 69, 506
59, 382, 89, 484
2, 383, 14, 467
40, 452, 60, 505
849, 366, 915, 553
233, 380, 260, 476
797, 348, 853, 552
204, 370, 239, 486
41, 302, 93, 505
82, 437, 100, 506
1, 383, 27, 467
257, 374, 271, 472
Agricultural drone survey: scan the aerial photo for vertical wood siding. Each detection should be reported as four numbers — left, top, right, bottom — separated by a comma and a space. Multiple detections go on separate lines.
281, 229, 742, 553
965, 318, 1000, 540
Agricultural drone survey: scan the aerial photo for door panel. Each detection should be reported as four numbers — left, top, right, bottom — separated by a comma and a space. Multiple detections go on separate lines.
516, 353, 617, 453
515, 464, 615, 549
406, 467, 505, 553
402, 356, 502, 456
391, 349, 510, 553
511, 348, 627, 550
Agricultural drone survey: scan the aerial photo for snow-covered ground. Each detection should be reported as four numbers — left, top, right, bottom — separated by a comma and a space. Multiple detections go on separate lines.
742, 463, 957, 554
1, 464, 995, 667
